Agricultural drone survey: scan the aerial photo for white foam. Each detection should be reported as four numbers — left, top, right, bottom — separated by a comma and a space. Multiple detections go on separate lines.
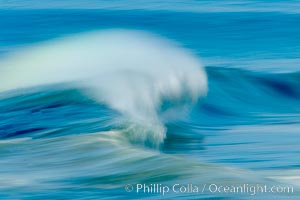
0, 30, 207, 146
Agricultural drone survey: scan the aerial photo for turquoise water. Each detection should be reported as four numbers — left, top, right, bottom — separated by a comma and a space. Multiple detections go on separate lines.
0, 1, 300, 199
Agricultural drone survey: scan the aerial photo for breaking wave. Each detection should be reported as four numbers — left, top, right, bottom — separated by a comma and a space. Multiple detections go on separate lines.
0, 30, 207, 147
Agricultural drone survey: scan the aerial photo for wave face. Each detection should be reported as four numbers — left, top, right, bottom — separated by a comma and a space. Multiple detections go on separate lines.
0, 30, 207, 147
0, 64, 299, 199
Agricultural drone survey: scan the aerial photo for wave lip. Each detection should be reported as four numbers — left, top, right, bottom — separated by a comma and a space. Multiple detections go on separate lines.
0, 29, 207, 147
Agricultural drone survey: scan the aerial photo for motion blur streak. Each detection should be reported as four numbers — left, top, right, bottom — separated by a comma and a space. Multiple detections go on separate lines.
0, 1, 300, 199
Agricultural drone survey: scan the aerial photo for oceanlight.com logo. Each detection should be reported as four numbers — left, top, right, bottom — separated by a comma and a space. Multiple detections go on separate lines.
124, 183, 294, 196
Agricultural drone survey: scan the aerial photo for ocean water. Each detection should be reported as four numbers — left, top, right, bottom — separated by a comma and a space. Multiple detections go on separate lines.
0, 1, 300, 199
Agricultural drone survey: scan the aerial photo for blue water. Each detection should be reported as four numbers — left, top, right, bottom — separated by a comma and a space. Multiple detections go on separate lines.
0, 1, 300, 199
